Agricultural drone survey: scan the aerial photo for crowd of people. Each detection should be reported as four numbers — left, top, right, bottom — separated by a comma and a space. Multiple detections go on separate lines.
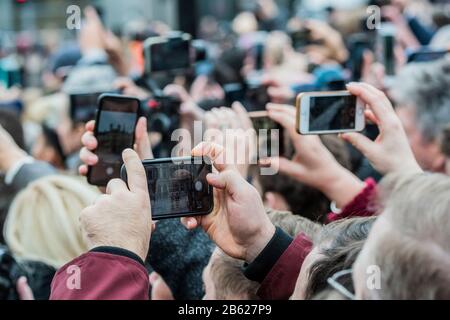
0, 0, 449, 300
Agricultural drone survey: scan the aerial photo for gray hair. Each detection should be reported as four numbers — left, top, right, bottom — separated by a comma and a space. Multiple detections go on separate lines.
392, 57, 450, 142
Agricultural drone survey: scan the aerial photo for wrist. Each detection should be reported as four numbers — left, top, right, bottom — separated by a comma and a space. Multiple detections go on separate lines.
0, 148, 27, 172
321, 166, 365, 209
244, 223, 276, 263
90, 239, 149, 263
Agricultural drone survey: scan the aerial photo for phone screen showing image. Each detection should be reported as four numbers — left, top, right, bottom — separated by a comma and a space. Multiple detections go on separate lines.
88, 96, 139, 186
138, 158, 213, 219
309, 95, 357, 132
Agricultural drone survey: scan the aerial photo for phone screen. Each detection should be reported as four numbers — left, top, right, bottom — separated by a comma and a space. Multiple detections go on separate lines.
134, 158, 213, 219
70, 93, 102, 124
88, 95, 139, 186
251, 115, 284, 158
150, 39, 191, 72
309, 95, 357, 131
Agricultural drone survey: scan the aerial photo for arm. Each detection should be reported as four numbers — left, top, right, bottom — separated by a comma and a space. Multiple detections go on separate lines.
50, 248, 149, 300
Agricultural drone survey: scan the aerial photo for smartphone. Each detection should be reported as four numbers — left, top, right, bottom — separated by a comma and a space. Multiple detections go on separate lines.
406, 48, 449, 63
296, 91, 365, 135
245, 81, 271, 112
377, 23, 396, 77
143, 33, 192, 73
69, 92, 103, 124
249, 111, 284, 158
120, 157, 214, 220
87, 94, 140, 187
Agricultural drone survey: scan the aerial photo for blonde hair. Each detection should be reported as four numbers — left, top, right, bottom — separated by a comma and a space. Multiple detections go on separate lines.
4, 175, 100, 268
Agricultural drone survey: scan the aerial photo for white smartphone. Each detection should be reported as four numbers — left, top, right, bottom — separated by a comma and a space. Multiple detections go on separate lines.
296, 91, 365, 135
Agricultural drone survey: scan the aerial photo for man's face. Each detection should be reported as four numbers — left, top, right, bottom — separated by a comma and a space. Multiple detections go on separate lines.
396, 106, 444, 172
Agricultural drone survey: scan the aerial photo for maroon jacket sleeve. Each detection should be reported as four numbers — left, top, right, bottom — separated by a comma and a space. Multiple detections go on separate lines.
257, 233, 312, 300
253, 179, 378, 300
50, 250, 149, 300
326, 178, 377, 223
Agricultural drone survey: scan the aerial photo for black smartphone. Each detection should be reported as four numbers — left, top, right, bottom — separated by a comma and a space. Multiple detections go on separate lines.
87, 94, 140, 187
407, 48, 449, 63
249, 111, 285, 158
245, 81, 271, 112
143, 33, 192, 73
69, 92, 103, 124
120, 157, 214, 220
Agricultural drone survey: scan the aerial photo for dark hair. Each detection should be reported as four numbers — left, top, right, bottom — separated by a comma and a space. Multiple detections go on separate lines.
305, 217, 376, 299
41, 124, 66, 165
0, 109, 25, 149
259, 135, 351, 223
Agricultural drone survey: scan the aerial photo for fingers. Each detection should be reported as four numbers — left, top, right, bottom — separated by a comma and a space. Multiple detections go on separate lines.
232, 102, 253, 130
180, 216, 200, 230
81, 131, 98, 150
80, 147, 98, 166
135, 117, 153, 160
79, 164, 88, 176
192, 142, 231, 171
266, 103, 297, 137
106, 179, 128, 195
206, 170, 246, 197
16, 277, 34, 300
122, 149, 148, 193
85, 120, 96, 132
340, 132, 375, 157
347, 83, 394, 125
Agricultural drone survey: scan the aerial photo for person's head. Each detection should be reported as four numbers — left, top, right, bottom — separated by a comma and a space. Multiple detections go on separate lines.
203, 248, 259, 300
353, 173, 450, 299
32, 124, 66, 169
291, 217, 375, 300
3, 175, 100, 268
391, 58, 450, 172
258, 135, 351, 222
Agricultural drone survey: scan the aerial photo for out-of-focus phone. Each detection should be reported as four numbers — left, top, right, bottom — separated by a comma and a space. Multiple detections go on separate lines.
120, 157, 214, 220
406, 47, 449, 63
69, 92, 103, 124
296, 91, 365, 135
377, 23, 396, 77
245, 80, 271, 112
143, 33, 192, 73
249, 111, 284, 158
87, 94, 140, 187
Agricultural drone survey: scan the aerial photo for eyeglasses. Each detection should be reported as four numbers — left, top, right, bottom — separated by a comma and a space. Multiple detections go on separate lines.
327, 269, 356, 300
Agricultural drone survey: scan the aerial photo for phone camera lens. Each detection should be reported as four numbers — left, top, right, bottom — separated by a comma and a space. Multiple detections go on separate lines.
194, 181, 203, 192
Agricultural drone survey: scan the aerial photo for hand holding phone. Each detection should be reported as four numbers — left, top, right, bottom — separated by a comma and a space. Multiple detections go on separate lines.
341, 83, 422, 175
87, 94, 140, 186
296, 91, 365, 135
181, 142, 276, 263
249, 111, 284, 158
121, 157, 214, 220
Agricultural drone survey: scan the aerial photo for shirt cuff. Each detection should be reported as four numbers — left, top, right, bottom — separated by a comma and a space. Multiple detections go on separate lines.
243, 227, 293, 283
90, 246, 145, 267
4, 156, 34, 185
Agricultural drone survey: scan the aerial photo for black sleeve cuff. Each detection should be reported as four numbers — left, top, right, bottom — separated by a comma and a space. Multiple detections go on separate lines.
90, 247, 145, 267
243, 227, 293, 283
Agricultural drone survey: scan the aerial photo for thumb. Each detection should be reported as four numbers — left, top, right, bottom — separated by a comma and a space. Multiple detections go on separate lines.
340, 132, 374, 157
135, 117, 153, 160
122, 149, 148, 193
207, 170, 246, 196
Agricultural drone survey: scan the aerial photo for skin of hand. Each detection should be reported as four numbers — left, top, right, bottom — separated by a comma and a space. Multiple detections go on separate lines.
80, 149, 153, 262
79, 6, 105, 55
262, 103, 365, 209
203, 103, 257, 178
341, 83, 423, 176
79, 117, 153, 177
17, 277, 34, 300
181, 142, 276, 263
114, 78, 151, 100
0, 125, 27, 172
